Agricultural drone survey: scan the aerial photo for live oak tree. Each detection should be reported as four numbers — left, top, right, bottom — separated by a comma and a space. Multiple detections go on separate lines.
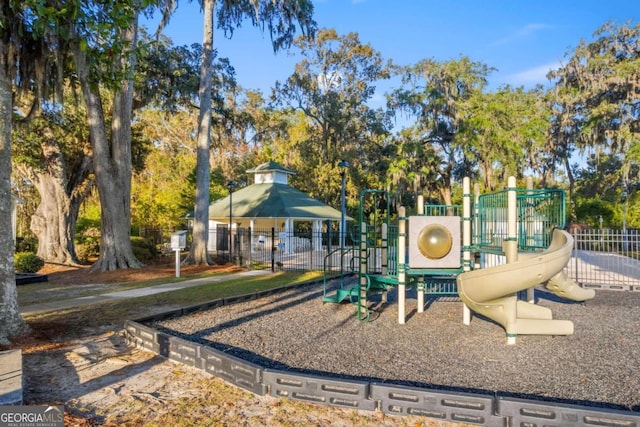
549, 21, 640, 210
459, 85, 554, 191
10, 30, 198, 267
0, 0, 45, 344
574, 154, 640, 228
4, 7, 93, 268
12, 106, 93, 266
388, 56, 493, 205
9, 0, 157, 273
272, 28, 393, 207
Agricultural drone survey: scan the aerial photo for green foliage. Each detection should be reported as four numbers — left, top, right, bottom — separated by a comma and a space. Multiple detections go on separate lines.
11, 4, 637, 246
575, 154, 627, 201
549, 21, 640, 209
216, 0, 317, 53
387, 56, 493, 204
574, 197, 615, 227
75, 198, 101, 261
75, 226, 100, 262
459, 86, 552, 190
271, 28, 393, 209
14, 252, 45, 273
77, 198, 101, 233
12, 105, 91, 172
130, 236, 158, 261
15, 237, 37, 253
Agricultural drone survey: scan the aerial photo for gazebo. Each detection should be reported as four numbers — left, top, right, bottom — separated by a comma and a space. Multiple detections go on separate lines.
206, 161, 350, 253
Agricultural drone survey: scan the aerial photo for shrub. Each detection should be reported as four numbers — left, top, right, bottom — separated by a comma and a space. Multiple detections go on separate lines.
75, 226, 101, 262
15, 237, 38, 253
131, 236, 158, 261
75, 243, 96, 263
14, 252, 45, 273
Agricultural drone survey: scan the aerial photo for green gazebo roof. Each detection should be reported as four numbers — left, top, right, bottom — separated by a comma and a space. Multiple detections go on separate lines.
246, 161, 295, 175
209, 182, 349, 221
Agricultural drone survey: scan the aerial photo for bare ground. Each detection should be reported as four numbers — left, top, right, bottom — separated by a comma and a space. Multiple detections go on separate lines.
5, 261, 451, 427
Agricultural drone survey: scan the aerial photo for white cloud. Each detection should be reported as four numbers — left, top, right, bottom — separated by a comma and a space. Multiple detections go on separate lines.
505, 62, 561, 87
516, 23, 554, 37
493, 23, 555, 46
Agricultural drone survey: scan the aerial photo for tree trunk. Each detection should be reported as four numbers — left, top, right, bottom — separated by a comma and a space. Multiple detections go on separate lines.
72, 15, 142, 272
0, 45, 28, 345
564, 155, 576, 222
24, 133, 92, 265
30, 174, 87, 265
439, 186, 453, 207
184, 0, 215, 265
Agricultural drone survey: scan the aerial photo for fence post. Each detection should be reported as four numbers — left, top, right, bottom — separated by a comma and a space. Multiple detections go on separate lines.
271, 227, 275, 272
248, 227, 252, 270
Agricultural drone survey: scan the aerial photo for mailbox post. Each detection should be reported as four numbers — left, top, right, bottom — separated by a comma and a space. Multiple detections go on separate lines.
171, 231, 187, 277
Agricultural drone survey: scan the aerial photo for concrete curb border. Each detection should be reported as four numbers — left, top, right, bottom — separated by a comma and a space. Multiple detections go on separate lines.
0, 349, 23, 405
124, 282, 640, 426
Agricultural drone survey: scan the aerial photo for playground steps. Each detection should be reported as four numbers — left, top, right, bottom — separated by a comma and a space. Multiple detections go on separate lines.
366, 274, 398, 288
322, 286, 358, 304
322, 276, 391, 304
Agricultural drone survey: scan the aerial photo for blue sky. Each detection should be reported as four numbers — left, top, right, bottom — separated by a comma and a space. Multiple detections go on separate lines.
143, 1, 636, 98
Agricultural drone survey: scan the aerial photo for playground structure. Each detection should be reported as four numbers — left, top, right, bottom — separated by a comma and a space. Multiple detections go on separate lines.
323, 176, 596, 344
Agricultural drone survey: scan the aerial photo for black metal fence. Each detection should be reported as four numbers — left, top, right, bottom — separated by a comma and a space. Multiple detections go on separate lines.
143, 225, 640, 291
213, 226, 359, 273
566, 228, 640, 291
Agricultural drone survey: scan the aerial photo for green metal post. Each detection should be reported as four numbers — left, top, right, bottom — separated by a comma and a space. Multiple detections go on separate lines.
358, 222, 368, 320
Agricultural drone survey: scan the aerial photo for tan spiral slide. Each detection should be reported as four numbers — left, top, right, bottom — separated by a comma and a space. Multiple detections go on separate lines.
456, 229, 596, 338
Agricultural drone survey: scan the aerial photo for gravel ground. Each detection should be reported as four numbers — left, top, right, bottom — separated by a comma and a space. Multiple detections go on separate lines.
152, 281, 640, 413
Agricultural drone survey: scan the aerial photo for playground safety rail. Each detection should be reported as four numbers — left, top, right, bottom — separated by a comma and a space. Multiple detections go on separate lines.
475, 188, 565, 253
125, 281, 640, 427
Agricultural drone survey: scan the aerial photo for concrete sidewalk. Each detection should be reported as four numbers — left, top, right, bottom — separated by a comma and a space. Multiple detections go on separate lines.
20, 269, 272, 315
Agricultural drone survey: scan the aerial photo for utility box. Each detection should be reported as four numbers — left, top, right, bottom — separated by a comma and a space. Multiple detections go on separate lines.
171, 230, 187, 250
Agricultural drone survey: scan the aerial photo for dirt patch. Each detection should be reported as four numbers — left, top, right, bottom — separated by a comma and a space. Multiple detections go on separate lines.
38, 257, 242, 286
9, 261, 445, 426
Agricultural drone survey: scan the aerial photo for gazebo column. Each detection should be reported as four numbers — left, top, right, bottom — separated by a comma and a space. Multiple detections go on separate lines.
310, 220, 322, 270
285, 218, 294, 254
249, 219, 256, 251
312, 220, 322, 251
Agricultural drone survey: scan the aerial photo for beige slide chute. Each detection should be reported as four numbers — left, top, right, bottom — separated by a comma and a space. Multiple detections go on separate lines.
456, 229, 595, 339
